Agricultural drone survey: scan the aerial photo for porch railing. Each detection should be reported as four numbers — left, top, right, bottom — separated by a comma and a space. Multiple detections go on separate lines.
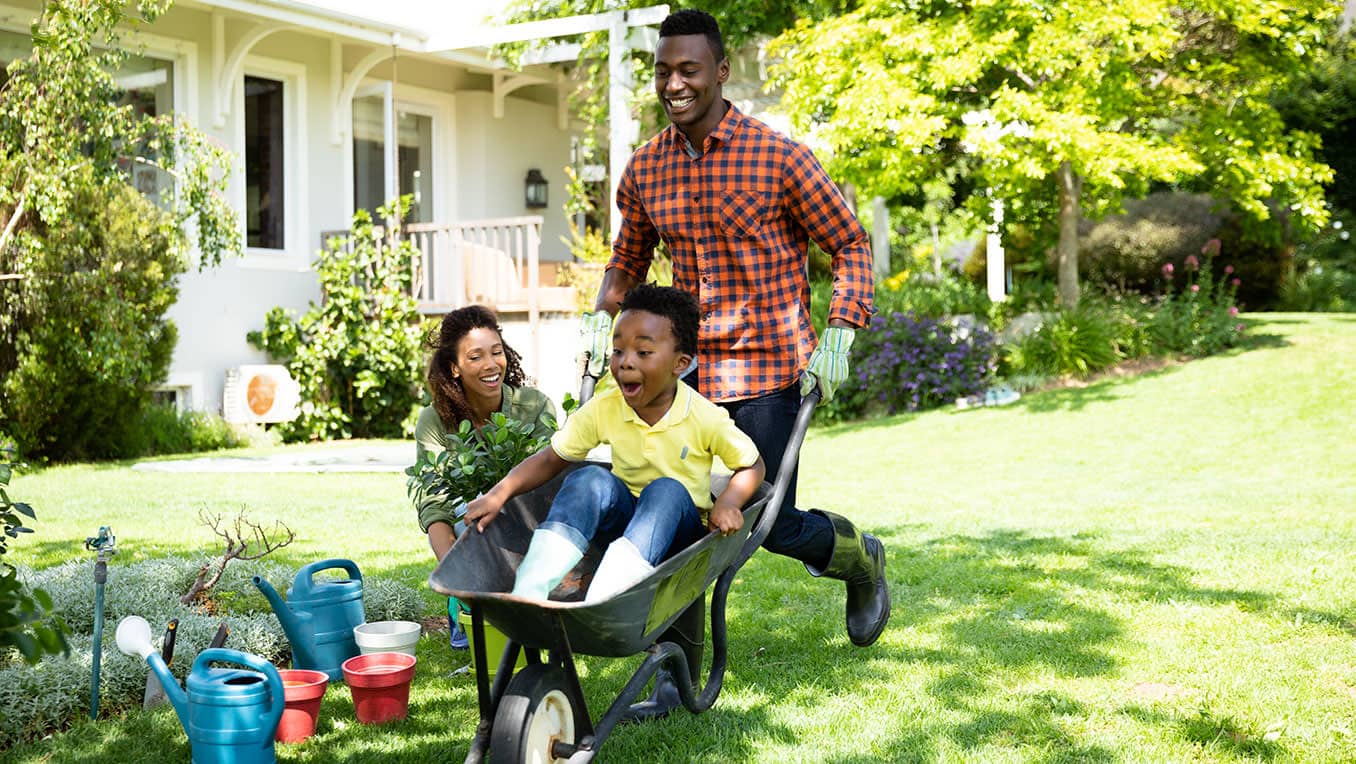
320, 215, 554, 380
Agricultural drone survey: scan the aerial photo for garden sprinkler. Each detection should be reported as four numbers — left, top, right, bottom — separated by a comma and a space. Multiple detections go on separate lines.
85, 525, 117, 720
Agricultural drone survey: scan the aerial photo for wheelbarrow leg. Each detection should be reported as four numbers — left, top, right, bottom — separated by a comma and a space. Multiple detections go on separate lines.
463, 607, 519, 764
621, 592, 705, 723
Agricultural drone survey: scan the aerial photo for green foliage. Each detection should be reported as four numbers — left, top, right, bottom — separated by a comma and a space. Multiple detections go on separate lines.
1003, 308, 1125, 379
111, 406, 249, 458
0, 170, 186, 461
0, 0, 238, 267
249, 200, 425, 442
1279, 212, 1356, 312
1148, 251, 1247, 357
1079, 192, 1287, 308
767, 0, 1335, 303
1272, 32, 1356, 216
0, 452, 68, 667
405, 414, 552, 514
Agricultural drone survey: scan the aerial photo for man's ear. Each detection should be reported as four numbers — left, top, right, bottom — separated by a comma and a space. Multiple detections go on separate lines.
717, 57, 730, 85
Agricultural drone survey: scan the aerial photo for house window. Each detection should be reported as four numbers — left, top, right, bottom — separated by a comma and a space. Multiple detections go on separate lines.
115, 54, 175, 205
352, 92, 435, 224
244, 75, 285, 250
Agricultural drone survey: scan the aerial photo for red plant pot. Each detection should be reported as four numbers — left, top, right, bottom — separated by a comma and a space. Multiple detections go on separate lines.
341, 652, 417, 724
276, 669, 330, 743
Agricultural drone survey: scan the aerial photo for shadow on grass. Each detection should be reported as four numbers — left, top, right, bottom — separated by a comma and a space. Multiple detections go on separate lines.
9, 529, 1283, 764
1121, 703, 1285, 761
658, 527, 1278, 763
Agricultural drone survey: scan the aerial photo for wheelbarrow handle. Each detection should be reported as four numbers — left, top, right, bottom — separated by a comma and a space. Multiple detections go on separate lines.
734, 389, 819, 571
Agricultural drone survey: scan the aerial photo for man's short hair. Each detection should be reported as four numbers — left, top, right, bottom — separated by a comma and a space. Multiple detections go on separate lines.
659, 9, 725, 62
619, 284, 700, 357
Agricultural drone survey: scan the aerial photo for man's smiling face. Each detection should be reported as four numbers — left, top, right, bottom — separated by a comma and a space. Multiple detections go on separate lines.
654, 32, 729, 139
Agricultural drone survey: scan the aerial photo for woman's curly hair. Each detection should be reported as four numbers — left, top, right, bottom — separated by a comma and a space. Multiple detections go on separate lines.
426, 305, 525, 428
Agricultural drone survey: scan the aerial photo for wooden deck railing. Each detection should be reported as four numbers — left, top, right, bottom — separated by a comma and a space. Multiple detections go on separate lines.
319, 216, 579, 382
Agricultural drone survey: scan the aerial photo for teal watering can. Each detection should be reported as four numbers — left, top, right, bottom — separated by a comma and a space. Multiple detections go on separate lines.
117, 616, 283, 764
253, 558, 364, 681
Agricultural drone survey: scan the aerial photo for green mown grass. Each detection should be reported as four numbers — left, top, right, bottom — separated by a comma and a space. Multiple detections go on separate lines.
4, 313, 1355, 762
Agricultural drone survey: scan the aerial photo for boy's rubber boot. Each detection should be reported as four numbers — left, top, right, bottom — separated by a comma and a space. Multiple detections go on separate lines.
511, 528, 585, 601
806, 510, 891, 647
584, 538, 654, 603
621, 593, 704, 724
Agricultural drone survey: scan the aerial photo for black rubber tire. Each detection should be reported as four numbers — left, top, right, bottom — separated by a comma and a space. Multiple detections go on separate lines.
489, 663, 577, 764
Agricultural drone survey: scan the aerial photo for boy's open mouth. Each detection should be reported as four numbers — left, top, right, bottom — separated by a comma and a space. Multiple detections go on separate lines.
620, 381, 643, 396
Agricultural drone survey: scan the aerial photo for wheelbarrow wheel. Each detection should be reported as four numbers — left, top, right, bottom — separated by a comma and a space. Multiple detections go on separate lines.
489, 663, 577, 764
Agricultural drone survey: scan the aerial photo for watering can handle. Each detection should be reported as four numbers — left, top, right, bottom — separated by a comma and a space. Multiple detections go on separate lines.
194, 648, 285, 730
298, 558, 363, 588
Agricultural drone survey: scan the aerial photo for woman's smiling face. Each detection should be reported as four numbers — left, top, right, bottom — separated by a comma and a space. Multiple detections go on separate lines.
452, 327, 508, 402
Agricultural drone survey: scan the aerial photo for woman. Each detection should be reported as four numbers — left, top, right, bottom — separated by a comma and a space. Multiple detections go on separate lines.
413, 306, 557, 560
413, 306, 557, 649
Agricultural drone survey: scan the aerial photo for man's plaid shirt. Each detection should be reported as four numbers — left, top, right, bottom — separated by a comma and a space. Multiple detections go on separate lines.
609, 103, 875, 403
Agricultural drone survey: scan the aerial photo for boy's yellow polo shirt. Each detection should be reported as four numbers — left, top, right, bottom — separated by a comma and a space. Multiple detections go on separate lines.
550, 380, 760, 513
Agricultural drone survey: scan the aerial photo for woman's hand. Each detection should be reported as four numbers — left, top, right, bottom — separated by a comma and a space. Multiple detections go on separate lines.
708, 501, 744, 536
464, 494, 506, 532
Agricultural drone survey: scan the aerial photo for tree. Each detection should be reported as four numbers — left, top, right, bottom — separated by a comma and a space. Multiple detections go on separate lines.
248, 200, 426, 442
767, 0, 1336, 307
0, 0, 237, 264
0, 0, 239, 459
498, 1, 855, 225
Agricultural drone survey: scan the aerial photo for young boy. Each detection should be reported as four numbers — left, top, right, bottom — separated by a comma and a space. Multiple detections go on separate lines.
463, 284, 766, 602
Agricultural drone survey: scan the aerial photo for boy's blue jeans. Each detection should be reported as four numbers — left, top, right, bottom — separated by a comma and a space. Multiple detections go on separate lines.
540, 465, 704, 564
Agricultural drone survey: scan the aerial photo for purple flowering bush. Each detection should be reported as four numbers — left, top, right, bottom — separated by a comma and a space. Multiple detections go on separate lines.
824, 312, 997, 421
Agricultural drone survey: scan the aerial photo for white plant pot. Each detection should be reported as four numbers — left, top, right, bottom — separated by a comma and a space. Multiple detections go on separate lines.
353, 620, 422, 656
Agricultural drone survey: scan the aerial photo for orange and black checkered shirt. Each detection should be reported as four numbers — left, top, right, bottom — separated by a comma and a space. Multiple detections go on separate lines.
609, 103, 875, 403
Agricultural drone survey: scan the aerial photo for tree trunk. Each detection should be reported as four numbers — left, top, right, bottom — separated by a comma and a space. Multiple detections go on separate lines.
1056, 160, 1081, 310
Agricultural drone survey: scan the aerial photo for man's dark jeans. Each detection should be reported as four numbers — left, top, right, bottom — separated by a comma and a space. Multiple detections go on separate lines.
687, 372, 834, 569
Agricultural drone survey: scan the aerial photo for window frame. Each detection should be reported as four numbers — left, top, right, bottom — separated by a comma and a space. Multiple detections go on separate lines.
236, 54, 307, 270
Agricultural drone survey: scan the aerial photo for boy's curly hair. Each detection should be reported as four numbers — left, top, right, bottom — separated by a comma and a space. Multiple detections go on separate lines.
619, 284, 699, 356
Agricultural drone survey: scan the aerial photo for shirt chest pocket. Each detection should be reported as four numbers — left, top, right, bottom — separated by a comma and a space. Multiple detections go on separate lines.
716, 190, 770, 239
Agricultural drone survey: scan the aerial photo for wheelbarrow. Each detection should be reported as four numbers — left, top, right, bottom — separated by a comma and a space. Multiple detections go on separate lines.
429, 386, 819, 763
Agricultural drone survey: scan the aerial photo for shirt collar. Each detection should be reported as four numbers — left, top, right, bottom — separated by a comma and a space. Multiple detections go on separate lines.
669, 100, 742, 157
619, 379, 695, 432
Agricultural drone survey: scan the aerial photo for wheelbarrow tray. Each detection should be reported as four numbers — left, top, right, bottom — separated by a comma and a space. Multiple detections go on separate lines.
428, 463, 769, 658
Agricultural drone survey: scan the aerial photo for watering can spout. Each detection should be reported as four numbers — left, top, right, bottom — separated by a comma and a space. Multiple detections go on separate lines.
115, 617, 188, 725
253, 575, 316, 667
147, 653, 189, 723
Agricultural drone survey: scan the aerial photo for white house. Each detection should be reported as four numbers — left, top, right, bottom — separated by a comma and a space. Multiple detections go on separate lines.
1, 0, 671, 416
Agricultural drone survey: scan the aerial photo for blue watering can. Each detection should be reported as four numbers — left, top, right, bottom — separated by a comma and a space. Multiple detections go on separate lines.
253, 558, 365, 681
117, 616, 283, 764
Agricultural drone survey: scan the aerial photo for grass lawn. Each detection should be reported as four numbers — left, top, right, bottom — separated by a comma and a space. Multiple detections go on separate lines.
4, 313, 1356, 763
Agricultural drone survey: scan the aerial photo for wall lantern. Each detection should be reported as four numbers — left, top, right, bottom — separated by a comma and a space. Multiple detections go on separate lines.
525, 169, 548, 209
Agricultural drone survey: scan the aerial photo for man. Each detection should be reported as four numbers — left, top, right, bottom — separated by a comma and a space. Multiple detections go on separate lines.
578, 9, 891, 720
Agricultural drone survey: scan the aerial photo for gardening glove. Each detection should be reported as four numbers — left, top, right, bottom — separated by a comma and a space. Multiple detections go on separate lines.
800, 326, 855, 402
578, 311, 612, 379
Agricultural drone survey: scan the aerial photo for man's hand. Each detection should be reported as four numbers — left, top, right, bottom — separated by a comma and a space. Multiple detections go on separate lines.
800, 325, 855, 402
708, 501, 744, 536
464, 493, 506, 533
578, 311, 613, 378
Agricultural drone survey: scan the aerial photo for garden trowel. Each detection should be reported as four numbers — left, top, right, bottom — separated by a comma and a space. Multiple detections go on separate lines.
141, 618, 177, 708
142, 620, 228, 708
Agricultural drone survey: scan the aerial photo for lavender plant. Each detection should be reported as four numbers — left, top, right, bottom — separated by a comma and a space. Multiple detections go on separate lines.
824, 312, 997, 421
